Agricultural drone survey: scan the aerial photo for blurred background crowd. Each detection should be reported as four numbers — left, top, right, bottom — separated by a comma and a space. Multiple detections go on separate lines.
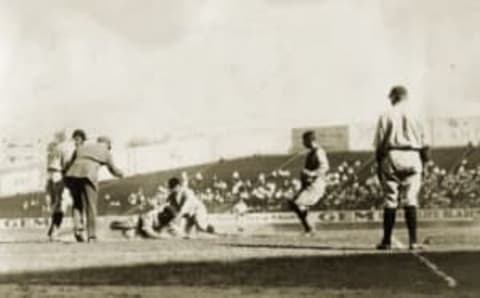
3, 146, 480, 219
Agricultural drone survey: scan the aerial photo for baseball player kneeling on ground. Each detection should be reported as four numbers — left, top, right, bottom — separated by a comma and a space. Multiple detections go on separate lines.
166, 177, 215, 238
134, 203, 178, 239
112, 177, 215, 239
289, 131, 329, 236
374, 85, 429, 251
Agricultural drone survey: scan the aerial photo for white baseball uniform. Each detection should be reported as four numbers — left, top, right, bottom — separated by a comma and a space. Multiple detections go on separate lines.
374, 102, 427, 208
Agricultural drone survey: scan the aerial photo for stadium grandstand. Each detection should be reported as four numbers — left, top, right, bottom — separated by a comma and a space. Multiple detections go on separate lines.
1, 145, 479, 219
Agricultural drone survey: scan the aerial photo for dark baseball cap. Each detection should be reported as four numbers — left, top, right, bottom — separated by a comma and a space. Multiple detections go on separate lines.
389, 85, 408, 99
72, 129, 87, 141
302, 130, 316, 141
168, 177, 181, 190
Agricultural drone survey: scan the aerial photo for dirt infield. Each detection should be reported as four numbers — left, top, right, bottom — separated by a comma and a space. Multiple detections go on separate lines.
0, 223, 479, 297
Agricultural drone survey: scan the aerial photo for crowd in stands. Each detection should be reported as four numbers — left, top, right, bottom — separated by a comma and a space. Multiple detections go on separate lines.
114, 158, 480, 214
3, 150, 480, 218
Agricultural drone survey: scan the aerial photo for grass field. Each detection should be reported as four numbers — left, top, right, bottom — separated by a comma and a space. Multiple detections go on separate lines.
0, 221, 479, 297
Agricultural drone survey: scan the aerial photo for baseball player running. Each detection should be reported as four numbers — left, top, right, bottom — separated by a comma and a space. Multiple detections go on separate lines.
374, 85, 429, 250
288, 131, 329, 236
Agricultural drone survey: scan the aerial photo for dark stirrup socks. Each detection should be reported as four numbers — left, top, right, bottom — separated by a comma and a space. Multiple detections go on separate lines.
382, 208, 396, 245
404, 206, 418, 244
289, 200, 312, 233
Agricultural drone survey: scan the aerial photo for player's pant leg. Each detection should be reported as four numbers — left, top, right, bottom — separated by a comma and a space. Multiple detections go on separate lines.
291, 180, 325, 233
288, 200, 311, 233
83, 180, 98, 239
167, 216, 185, 237
193, 204, 208, 231
51, 180, 65, 228
381, 178, 400, 210
403, 172, 421, 208
47, 180, 61, 237
183, 216, 195, 235
66, 178, 85, 234
294, 180, 325, 208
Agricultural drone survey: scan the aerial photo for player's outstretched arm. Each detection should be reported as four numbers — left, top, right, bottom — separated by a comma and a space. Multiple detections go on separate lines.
105, 153, 124, 178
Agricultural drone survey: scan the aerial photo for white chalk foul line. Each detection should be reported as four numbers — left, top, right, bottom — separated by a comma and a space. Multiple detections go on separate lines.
392, 236, 458, 289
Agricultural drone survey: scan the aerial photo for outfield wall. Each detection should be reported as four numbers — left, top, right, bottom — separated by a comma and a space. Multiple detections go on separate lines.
1, 209, 479, 230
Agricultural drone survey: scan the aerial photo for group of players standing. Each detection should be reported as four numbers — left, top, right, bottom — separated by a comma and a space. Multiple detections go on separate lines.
47, 84, 428, 249
288, 85, 429, 250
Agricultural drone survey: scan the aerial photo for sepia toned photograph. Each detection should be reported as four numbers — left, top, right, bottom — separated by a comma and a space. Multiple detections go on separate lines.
0, 0, 480, 297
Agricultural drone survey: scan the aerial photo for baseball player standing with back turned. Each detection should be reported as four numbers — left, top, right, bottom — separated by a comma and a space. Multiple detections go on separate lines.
374, 86, 430, 250
289, 131, 329, 236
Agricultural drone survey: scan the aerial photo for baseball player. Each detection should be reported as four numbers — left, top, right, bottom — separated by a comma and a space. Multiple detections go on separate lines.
288, 131, 329, 236
109, 201, 174, 239
135, 203, 178, 239
167, 177, 215, 238
45, 131, 76, 241
113, 177, 215, 239
232, 196, 249, 232
374, 85, 429, 250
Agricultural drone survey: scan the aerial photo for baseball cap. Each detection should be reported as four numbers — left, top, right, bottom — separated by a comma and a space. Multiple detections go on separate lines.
72, 129, 87, 141
389, 85, 408, 99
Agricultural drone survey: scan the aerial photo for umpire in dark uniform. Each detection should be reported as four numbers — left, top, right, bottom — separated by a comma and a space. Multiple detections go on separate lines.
65, 136, 124, 242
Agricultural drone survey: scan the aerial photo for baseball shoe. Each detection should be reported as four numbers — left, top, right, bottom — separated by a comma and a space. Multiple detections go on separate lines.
206, 225, 216, 234
376, 242, 392, 250
49, 235, 61, 242
88, 236, 98, 243
48, 229, 60, 242
303, 231, 316, 238
409, 243, 424, 251
74, 232, 85, 243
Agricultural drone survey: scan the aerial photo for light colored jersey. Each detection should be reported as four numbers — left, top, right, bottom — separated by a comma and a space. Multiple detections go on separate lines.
375, 101, 426, 208
374, 102, 427, 151
178, 188, 204, 217
167, 188, 209, 233
47, 141, 75, 172
168, 188, 204, 217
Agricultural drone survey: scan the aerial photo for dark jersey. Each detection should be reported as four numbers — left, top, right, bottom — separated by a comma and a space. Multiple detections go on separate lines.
301, 147, 329, 188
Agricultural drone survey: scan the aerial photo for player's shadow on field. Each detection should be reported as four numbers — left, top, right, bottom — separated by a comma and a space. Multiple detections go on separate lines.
1, 251, 479, 292
223, 243, 373, 251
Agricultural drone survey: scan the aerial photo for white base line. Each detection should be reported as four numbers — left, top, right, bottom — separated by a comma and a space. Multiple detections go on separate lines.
392, 236, 458, 288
